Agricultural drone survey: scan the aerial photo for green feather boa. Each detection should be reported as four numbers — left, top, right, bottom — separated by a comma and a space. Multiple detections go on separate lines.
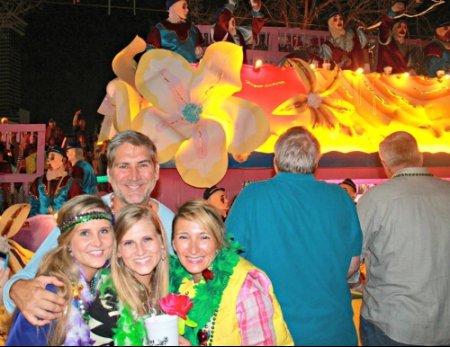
99, 270, 146, 346
169, 235, 241, 345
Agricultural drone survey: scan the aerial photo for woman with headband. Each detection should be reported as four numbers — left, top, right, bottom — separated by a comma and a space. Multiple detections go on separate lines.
6, 195, 114, 345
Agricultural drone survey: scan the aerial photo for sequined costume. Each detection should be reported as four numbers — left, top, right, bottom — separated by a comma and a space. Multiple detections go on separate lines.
28, 175, 83, 216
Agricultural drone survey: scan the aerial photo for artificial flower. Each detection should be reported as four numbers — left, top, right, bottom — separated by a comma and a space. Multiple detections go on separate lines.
272, 58, 356, 135
159, 293, 197, 335
131, 41, 270, 187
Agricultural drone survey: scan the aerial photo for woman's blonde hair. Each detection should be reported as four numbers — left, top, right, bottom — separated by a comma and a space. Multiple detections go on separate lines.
111, 204, 169, 316
172, 199, 230, 251
38, 194, 113, 345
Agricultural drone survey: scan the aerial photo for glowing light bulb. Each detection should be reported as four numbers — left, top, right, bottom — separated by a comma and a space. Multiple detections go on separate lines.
253, 59, 263, 71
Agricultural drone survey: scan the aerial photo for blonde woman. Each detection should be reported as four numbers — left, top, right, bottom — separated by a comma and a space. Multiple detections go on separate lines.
170, 199, 293, 346
89, 204, 170, 345
6, 195, 114, 345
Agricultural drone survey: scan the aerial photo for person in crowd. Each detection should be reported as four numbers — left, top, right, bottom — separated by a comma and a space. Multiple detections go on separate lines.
2, 130, 174, 325
203, 185, 230, 220
44, 118, 64, 148
66, 140, 98, 195
424, 18, 450, 77
170, 199, 293, 346
339, 177, 358, 201
319, 4, 370, 72
146, 0, 204, 63
28, 146, 83, 216
357, 131, 450, 346
376, 1, 417, 74
93, 140, 109, 193
6, 194, 114, 345
88, 204, 170, 345
226, 126, 362, 345
211, 0, 264, 64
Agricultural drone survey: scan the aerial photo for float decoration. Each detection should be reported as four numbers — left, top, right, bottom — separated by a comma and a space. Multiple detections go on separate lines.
99, 40, 270, 187
98, 37, 450, 186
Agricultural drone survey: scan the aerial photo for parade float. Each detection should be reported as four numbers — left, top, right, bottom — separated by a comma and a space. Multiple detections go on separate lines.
97, 36, 450, 189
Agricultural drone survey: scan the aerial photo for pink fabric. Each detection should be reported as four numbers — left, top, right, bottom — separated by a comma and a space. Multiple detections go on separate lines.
236, 269, 276, 345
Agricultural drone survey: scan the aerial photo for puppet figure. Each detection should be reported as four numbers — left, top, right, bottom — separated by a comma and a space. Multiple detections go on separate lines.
146, 0, 204, 63
424, 18, 450, 77
319, 4, 370, 72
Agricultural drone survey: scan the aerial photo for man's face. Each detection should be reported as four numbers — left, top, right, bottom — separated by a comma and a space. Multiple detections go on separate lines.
393, 22, 408, 41
48, 121, 56, 129
207, 190, 230, 218
107, 143, 159, 205
436, 25, 450, 43
328, 15, 344, 30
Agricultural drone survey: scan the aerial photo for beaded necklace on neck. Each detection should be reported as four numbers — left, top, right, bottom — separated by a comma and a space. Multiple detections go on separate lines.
394, 172, 433, 178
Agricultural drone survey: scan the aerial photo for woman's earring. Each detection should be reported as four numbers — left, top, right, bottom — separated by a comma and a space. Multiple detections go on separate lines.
161, 248, 166, 261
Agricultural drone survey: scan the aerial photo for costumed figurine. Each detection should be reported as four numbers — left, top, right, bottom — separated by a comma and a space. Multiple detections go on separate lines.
28, 146, 82, 216
211, 0, 264, 63
424, 18, 450, 77
146, 0, 204, 63
319, 4, 371, 72
376, 1, 418, 74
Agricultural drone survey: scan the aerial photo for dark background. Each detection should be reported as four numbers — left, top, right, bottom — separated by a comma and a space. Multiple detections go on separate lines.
21, 2, 166, 134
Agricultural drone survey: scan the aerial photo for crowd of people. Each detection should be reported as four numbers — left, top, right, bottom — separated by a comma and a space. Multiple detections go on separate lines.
0, 0, 449, 345
0, 126, 448, 346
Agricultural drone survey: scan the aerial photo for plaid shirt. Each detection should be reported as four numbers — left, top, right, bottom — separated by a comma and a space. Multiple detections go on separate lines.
236, 269, 276, 345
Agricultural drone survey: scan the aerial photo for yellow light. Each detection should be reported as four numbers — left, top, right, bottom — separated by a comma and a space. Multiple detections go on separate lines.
403, 72, 410, 78
309, 63, 317, 70
254, 59, 263, 71
436, 70, 445, 78
355, 67, 364, 74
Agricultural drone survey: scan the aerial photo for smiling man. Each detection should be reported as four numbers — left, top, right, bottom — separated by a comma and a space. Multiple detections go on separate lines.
3, 131, 174, 326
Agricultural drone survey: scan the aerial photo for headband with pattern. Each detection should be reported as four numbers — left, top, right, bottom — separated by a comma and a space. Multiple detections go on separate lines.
60, 211, 114, 234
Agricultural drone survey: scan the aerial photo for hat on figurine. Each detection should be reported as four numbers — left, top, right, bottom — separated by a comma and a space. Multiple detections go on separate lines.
47, 145, 67, 159
65, 140, 82, 150
323, 4, 344, 21
434, 18, 450, 30
166, 0, 182, 10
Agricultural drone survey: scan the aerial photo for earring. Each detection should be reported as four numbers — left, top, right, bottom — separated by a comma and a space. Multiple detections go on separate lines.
161, 248, 166, 261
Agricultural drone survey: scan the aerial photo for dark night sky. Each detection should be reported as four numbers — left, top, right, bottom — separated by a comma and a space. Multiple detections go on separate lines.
21, 2, 166, 134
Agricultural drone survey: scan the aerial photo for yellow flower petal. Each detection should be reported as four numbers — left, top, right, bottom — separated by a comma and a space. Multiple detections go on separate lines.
113, 80, 142, 132
220, 97, 270, 155
175, 120, 228, 188
112, 35, 146, 90
136, 49, 194, 114
131, 108, 185, 164
191, 42, 243, 104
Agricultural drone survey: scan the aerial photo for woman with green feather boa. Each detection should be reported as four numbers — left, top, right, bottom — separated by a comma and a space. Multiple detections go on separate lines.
88, 204, 190, 346
170, 200, 293, 346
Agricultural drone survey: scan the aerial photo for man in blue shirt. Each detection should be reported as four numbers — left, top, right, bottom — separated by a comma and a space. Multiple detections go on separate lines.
226, 126, 362, 345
